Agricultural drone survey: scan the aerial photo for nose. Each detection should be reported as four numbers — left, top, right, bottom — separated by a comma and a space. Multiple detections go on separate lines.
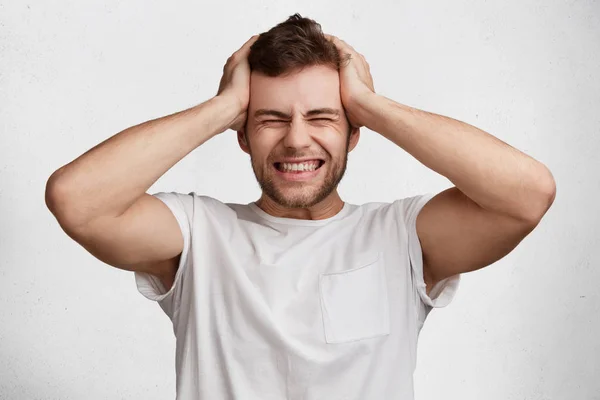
282, 119, 312, 150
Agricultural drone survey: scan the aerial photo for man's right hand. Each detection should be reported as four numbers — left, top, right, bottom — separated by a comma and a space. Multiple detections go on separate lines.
216, 35, 259, 132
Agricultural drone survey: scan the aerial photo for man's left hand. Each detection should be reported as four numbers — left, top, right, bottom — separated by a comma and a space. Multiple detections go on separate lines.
326, 34, 376, 128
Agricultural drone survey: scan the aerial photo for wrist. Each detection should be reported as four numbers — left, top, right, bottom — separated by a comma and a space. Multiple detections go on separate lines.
351, 91, 382, 129
209, 95, 245, 133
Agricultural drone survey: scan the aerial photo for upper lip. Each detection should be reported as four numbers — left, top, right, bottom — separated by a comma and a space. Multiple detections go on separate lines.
274, 158, 324, 163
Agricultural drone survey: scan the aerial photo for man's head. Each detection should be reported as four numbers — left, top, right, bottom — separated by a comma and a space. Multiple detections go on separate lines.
238, 14, 359, 209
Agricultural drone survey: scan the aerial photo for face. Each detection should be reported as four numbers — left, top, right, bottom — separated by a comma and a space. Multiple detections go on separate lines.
238, 65, 359, 209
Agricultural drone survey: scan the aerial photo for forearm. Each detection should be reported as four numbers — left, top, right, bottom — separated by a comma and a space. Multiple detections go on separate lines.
358, 93, 555, 221
46, 95, 238, 226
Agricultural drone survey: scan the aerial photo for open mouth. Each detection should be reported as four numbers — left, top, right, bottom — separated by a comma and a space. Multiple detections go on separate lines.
274, 160, 325, 173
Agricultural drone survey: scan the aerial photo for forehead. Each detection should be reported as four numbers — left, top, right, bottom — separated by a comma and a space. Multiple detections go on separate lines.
249, 65, 342, 111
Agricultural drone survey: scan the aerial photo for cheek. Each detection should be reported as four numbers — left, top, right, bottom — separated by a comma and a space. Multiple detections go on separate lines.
318, 134, 347, 157
247, 140, 276, 166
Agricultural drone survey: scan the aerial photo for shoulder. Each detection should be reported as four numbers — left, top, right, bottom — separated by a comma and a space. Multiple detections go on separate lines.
354, 193, 435, 223
391, 193, 436, 225
151, 191, 243, 222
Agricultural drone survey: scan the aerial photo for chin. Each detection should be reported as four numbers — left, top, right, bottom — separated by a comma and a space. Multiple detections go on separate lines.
275, 193, 316, 209
279, 187, 335, 208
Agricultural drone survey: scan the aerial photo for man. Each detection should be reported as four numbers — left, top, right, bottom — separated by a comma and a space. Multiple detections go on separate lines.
45, 13, 555, 400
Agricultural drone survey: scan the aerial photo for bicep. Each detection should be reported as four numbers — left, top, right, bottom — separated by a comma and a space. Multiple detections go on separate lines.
65, 193, 184, 279
416, 187, 537, 287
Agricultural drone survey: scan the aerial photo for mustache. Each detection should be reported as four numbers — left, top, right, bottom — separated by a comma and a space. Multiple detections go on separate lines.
269, 155, 328, 162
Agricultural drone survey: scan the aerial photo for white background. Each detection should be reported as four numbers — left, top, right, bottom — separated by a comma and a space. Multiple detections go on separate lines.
1, 1, 598, 399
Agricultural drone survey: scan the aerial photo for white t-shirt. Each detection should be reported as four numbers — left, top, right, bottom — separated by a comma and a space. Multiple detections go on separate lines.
135, 191, 460, 400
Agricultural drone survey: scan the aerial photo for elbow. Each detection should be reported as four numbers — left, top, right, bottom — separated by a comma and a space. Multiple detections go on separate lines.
523, 167, 557, 225
45, 168, 66, 215
539, 166, 557, 214
45, 168, 82, 229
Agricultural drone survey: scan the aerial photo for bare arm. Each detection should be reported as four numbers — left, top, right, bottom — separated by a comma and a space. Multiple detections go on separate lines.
46, 96, 237, 228
45, 35, 259, 288
46, 97, 235, 286
327, 35, 555, 295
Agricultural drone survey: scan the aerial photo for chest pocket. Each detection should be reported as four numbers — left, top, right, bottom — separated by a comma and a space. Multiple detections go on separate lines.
318, 252, 390, 344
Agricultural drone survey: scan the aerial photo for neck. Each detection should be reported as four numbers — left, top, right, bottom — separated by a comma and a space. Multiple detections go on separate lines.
255, 192, 345, 220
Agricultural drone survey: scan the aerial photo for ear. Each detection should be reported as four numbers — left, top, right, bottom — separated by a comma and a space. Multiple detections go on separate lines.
237, 129, 250, 154
347, 127, 360, 153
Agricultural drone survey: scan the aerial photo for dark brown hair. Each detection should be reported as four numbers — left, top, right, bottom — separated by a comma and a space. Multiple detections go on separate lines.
248, 13, 350, 76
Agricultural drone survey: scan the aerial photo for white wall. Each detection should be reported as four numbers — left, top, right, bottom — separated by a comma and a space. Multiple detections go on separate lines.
1, 1, 598, 399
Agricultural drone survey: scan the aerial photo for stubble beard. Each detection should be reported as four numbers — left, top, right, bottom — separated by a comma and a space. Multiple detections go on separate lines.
251, 147, 350, 209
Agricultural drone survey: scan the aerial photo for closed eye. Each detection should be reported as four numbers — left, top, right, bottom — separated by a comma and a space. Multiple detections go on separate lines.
262, 118, 334, 123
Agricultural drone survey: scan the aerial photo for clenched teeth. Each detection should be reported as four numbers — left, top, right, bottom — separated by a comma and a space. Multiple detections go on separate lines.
276, 161, 322, 172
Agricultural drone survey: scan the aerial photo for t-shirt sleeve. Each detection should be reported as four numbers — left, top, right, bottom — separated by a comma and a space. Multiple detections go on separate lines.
134, 191, 194, 319
396, 192, 460, 327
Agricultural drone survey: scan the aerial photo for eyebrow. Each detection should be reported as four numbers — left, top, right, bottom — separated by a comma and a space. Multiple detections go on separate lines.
254, 108, 340, 119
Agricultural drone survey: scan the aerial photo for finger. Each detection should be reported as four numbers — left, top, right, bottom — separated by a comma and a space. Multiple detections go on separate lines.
342, 40, 368, 71
331, 35, 358, 55
326, 34, 365, 68
326, 34, 350, 52
325, 34, 354, 67
235, 34, 260, 58
360, 54, 369, 71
